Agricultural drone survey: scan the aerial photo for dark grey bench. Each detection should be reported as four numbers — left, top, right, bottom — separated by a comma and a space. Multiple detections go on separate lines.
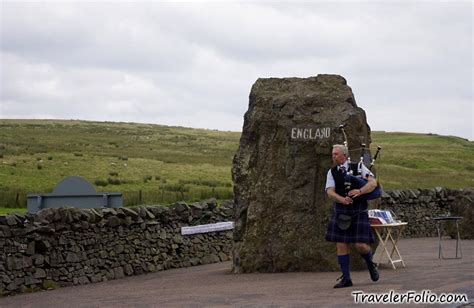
27, 176, 122, 213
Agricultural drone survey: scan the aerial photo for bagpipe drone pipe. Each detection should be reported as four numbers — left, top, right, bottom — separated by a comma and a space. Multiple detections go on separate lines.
339, 124, 382, 201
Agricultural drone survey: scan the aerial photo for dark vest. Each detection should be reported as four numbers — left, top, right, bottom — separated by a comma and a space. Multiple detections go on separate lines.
331, 163, 359, 196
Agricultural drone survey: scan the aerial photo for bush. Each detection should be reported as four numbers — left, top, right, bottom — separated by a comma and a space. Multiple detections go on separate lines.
94, 179, 108, 187
109, 171, 119, 177
74, 153, 83, 157
47, 156, 53, 160
37, 165, 42, 170
42, 280, 59, 290
107, 177, 122, 185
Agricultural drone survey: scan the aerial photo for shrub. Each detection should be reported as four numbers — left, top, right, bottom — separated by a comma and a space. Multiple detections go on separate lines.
37, 165, 42, 170
74, 153, 83, 157
109, 171, 119, 177
107, 177, 122, 185
42, 280, 59, 290
94, 179, 108, 187
47, 156, 53, 160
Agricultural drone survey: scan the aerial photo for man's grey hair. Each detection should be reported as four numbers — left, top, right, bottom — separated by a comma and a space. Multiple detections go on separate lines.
333, 144, 349, 157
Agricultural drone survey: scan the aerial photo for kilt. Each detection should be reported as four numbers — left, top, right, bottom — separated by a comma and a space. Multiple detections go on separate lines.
325, 200, 375, 243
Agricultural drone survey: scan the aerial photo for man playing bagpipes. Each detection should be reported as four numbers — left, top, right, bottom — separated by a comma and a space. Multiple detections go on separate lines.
324, 144, 380, 288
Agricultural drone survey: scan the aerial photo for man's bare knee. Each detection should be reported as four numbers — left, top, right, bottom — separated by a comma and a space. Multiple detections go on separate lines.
336, 242, 350, 255
355, 243, 370, 253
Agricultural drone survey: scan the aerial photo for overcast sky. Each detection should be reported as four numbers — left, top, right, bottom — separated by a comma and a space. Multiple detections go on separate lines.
1, 1, 472, 140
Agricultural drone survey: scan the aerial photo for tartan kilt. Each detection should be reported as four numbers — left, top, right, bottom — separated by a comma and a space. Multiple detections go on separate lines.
325, 200, 375, 243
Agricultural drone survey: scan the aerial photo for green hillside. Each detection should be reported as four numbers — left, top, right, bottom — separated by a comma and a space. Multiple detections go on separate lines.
0, 119, 472, 212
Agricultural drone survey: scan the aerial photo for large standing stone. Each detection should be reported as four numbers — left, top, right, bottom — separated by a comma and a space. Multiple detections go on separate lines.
232, 75, 373, 273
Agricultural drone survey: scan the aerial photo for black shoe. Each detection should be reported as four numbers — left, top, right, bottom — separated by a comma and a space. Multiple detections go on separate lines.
333, 276, 353, 288
368, 262, 379, 282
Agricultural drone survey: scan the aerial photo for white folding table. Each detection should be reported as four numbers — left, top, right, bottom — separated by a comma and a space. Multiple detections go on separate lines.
371, 222, 408, 269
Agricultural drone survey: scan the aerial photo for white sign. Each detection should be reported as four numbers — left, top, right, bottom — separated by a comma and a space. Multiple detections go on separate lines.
181, 221, 235, 235
290, 127, 330, 140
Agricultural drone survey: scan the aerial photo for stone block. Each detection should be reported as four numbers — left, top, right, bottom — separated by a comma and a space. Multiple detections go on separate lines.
33, 268, 46, 279
90, 274, 102, 283
113, 267, 124, 279
233, 75, 373, 273
66, 252, 80, 263
24, 275, 40, 286
124, 264, 134, 276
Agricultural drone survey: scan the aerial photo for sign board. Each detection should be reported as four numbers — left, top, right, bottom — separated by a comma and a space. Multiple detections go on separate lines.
181, 221, 234, 236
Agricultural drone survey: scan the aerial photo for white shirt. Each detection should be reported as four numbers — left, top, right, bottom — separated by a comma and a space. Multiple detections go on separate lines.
325, 161, 374, 191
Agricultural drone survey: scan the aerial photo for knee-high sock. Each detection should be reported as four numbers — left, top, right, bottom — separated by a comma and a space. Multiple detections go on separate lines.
337, 254, 351, 280
360, 251, 374, 267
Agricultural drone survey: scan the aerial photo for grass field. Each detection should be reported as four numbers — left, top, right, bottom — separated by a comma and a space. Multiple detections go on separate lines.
0, 207, 26, 215
370, 131, 473, 189
0, 119, 472, 211
0, 119, 239, 209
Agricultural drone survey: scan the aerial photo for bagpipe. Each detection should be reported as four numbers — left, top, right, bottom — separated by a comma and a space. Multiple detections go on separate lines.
339, 124, 382, 201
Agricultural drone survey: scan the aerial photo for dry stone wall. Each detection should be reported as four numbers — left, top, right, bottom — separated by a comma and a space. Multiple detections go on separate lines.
377, 187, 473, 239
1, 188, 472, 296
0, 199, 234, 296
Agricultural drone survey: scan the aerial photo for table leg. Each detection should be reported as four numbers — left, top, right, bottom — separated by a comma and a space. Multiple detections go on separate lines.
455, 220, 462, 259
436, 221, 442, 259
374, 228, 389, 266
437, 219, 463, 259
388, 225, 406, 267
375, 227, 396, 269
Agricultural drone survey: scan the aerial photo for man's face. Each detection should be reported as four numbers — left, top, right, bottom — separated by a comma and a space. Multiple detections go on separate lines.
332, 148, 347, 165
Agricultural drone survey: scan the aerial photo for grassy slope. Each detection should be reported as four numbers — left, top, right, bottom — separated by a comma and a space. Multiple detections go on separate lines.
0, 119, 239, 207
371, 131, 473, 189
0, 120, 472, 209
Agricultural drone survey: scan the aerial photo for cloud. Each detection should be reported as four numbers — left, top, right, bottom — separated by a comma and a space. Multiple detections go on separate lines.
1, 1, 472, 140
